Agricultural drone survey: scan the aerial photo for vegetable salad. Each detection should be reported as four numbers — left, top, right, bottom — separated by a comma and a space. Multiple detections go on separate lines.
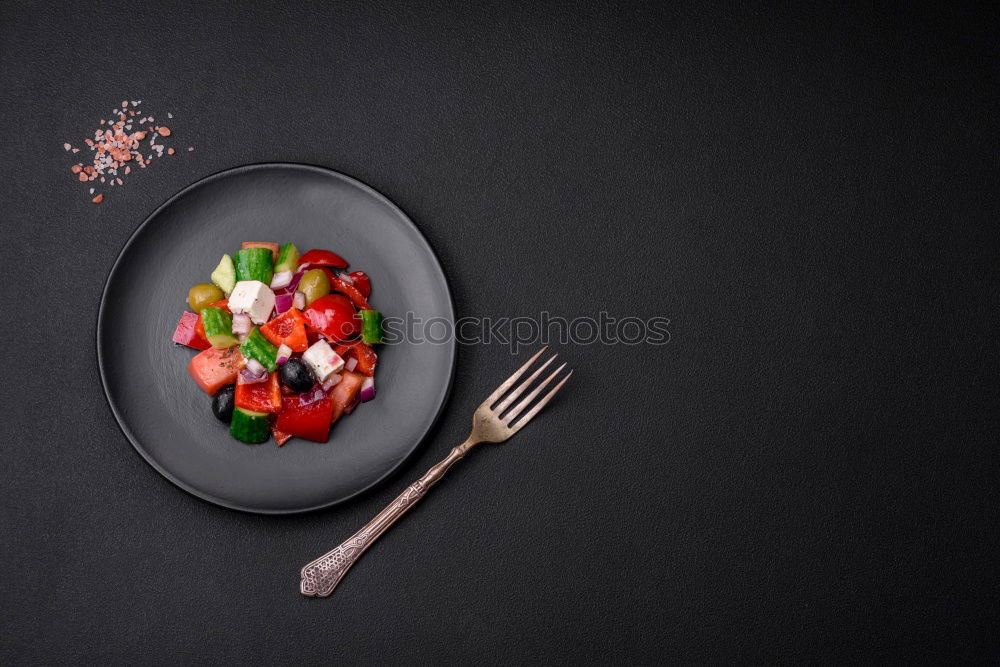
172, 242, 382, 445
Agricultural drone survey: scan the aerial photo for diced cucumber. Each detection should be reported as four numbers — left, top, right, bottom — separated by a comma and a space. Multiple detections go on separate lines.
360, 309, 383, 344
240, 326, 279, 371
210, 254, 236, 295
274, 243, 300, 273
235, 247, 274, 285
230, 407, 271, 443
201, 307, 239, 348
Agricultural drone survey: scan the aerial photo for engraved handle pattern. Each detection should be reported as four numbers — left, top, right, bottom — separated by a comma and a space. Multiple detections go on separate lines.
300, 444, 470, 597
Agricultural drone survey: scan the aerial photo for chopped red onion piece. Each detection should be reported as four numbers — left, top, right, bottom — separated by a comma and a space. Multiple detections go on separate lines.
344, 357, 358, 372
293, 291, 306, 310
274, 292, 294, 313
245, 358, 265, 376
339, 272, 354, 284
231, 312, 251, 335
239, 368, 267, 384
270, 270, 293, 289
360, 377, 375, 402
300, 384, 327, 406
274, 269, 306, 296
276, 344, 292, 365
171, 311, 200, 346
288, 269, 306, 292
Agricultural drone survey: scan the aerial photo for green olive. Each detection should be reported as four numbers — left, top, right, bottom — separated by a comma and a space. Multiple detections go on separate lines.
188, 283, 225, 313
298, 268, 331, 306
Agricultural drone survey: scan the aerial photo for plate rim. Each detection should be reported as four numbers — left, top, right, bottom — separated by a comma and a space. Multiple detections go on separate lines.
96, 162, 456, 515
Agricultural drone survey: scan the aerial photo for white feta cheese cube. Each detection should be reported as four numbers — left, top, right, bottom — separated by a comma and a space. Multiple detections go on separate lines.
227, 280, 275, 324
302, 340, 345, 383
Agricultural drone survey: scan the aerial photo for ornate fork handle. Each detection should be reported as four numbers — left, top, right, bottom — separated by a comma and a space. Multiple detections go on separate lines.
300, 441, 473, 597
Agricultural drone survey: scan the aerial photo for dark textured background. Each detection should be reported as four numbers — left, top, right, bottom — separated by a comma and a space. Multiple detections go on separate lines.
1, 1, 997, 664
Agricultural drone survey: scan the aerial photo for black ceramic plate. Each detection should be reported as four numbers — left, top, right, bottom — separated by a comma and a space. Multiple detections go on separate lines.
98, 164, 455, 514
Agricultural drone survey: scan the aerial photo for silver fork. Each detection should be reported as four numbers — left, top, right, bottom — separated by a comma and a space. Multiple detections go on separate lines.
300, 347, 571, 597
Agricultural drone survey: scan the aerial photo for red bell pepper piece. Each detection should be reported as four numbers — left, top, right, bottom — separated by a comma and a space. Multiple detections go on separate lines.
195, 299, 230, 343
299, 248, 349, 270
275, 394, 334, 442
346, 271, 371, 299
321, 268, 371, 310
172, 311, 210, 350
272, 428, 293, 447
353, 343, 377, 376
188, 346, 244, 395
259, 308, 308, 352
304, 294, 360, 342
334, 342, 377, 377
235, 372, 282, 413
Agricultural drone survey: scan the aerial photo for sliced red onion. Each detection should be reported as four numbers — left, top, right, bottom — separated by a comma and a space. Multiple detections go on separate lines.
360, 376, 376, 402
288, 269, 306, 292
273, 269, 306, 295
300, 384, 327, 406
245, 358, 265, 376
270, 270, 293, 289
344, 357, 358, 372
231, 312, 251, 335
274, 292, 294, 314
321, 373, 342, 391
293, 291, 305, 310
239, 367, 268, 384
276, 344, 292, 365
344, 394, 361, 415
338, 272, 354, 284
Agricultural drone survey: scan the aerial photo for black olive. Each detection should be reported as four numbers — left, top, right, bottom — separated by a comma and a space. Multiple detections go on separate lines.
212, 385, 235, 423
280, 358, 314, 392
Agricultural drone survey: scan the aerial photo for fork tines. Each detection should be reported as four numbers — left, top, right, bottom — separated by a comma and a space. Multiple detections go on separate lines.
484, 347, 572, 432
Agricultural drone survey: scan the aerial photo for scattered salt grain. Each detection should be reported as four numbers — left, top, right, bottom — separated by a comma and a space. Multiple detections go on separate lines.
64, 99, 192, 204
